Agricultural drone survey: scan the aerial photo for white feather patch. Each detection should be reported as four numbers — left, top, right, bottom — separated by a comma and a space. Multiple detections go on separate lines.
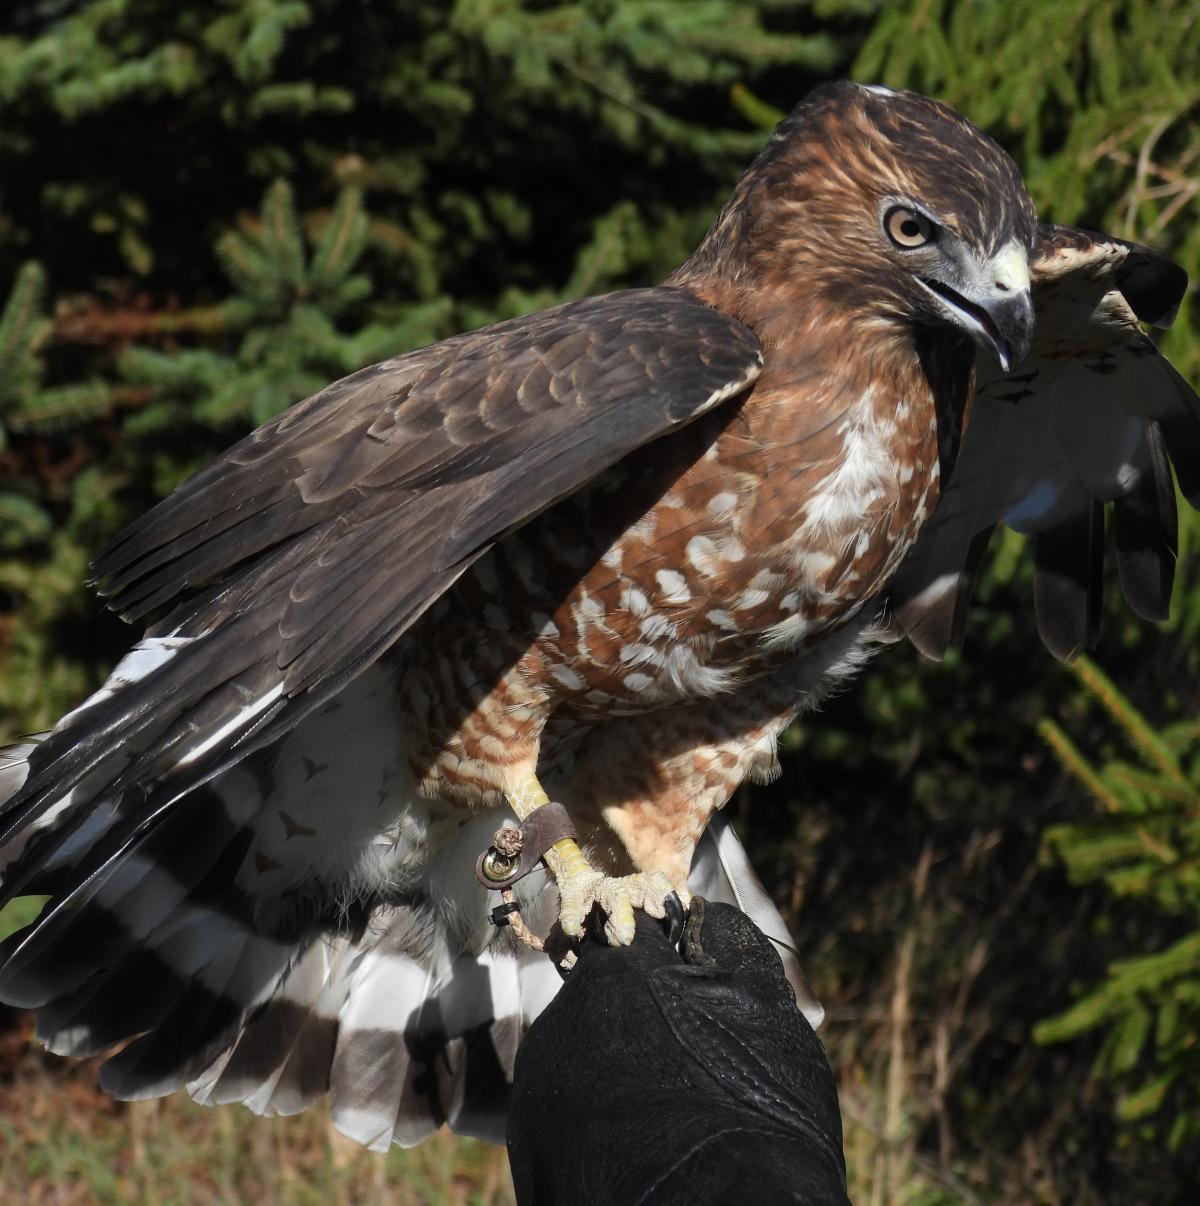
175, 683, 285, 768
56, 634, 193, 730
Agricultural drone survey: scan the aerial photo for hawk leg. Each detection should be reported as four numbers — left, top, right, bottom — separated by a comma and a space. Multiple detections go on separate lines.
506, 774, 673, 946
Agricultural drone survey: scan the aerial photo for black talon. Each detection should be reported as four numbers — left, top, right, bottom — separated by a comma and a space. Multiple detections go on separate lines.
663, 892, 686, 949
542, 926, 579, 979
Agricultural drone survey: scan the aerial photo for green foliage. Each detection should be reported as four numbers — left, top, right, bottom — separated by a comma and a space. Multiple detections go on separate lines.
122, 178, 400, 440
0, 894, 45, 944
0, 262, 51, 440
0, 263, 53, 556
0, 259, 121, 728
1036, 656, 1200, 1151
0, 263, 111, 550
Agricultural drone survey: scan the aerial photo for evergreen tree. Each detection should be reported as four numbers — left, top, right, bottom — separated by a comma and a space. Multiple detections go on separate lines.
1037, 656, 1200, 1153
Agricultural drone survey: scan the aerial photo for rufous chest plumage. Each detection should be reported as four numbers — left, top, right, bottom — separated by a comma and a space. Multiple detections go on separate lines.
396, 331, 973, 805
517, 349, 963, 714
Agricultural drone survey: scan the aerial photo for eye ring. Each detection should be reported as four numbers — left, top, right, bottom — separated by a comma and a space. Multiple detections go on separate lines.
884, 205, 936, 249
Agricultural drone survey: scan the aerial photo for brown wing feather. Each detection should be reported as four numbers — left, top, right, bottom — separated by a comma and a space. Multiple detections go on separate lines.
1, 287, 761, 881
889, 225, 1197, 662
95, 288, 759, 628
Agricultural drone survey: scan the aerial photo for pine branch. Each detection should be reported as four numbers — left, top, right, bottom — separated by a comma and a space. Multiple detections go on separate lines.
1070, 656, 1189, 788
0, 262, 51, 413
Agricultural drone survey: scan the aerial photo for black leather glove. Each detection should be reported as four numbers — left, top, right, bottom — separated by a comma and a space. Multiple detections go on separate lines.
507, 898, 849, 1205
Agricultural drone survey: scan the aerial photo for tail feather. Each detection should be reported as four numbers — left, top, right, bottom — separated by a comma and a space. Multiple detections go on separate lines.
0, 671, 565, 1149
100, 976, 247, 1100
1, 714, 818, 1148
328, 924, 445, 1150
201, 939, 348, 1115
39, 947, 182, 1058
689, 811, 824, 1029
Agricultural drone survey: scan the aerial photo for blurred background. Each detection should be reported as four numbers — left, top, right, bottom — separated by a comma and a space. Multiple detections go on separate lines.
0, 1, 1198, 1202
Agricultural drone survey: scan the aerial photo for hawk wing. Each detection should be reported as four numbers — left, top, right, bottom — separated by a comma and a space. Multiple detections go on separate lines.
0, 287, 761, 896
889, 225, 1199, 661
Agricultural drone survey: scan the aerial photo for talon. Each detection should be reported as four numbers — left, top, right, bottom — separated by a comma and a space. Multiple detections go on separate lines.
556, 866, 674, 947
663, 891, 686, 948
502, 775, 676, 949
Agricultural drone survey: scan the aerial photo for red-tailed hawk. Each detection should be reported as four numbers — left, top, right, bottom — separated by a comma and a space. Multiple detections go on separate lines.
0, 82, 1195, 1148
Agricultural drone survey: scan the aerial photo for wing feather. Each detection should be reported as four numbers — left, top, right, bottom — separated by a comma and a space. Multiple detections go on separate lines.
1112, 422, 1178, 623
890, 225, 1197, 661
0, 287, 760, 901
1033, 497, 1104, 662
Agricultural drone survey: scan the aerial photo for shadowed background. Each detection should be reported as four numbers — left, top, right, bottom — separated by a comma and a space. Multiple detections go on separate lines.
0, 2, 1198, 1202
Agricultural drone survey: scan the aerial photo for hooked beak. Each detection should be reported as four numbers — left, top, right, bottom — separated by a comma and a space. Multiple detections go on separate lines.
917, 242, 1034, 372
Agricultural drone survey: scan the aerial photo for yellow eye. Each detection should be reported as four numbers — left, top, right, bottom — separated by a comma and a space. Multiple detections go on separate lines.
884, 206, 936, 249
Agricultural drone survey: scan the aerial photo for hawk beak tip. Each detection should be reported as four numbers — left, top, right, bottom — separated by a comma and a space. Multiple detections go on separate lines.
917, 276, 1034, 373
988, 289, 1034, 373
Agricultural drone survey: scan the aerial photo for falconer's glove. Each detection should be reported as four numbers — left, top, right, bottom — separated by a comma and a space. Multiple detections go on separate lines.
507, 898, 850, 1206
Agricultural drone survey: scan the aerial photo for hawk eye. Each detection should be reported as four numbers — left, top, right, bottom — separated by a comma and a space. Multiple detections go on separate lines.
884, 206, 936, 249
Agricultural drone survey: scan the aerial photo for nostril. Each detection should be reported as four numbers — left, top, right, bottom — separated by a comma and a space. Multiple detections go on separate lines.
995, 280, 1010, 292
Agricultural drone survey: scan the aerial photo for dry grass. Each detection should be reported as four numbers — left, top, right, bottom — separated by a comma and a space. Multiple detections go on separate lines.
0, 1015, 514, 1206
0, 879, 1117, 1204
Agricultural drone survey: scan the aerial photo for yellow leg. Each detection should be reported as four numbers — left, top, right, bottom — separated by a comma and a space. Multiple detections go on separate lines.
506, 775, 592, 884
505, 773, 671, 944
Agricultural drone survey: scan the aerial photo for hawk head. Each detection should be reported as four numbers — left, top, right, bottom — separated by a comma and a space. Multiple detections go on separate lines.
685, 80, 1037, 371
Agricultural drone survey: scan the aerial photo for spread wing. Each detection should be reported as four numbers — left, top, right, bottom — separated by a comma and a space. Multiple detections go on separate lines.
889, 225, 1199, 661
0, 286, 761, 897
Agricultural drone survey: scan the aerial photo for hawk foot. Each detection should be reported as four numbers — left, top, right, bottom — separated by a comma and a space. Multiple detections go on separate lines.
555, 861, 677, 946
499, 777, 683, 948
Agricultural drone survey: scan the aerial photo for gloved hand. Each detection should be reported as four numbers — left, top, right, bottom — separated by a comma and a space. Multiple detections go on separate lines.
507, 898, 849, 1205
